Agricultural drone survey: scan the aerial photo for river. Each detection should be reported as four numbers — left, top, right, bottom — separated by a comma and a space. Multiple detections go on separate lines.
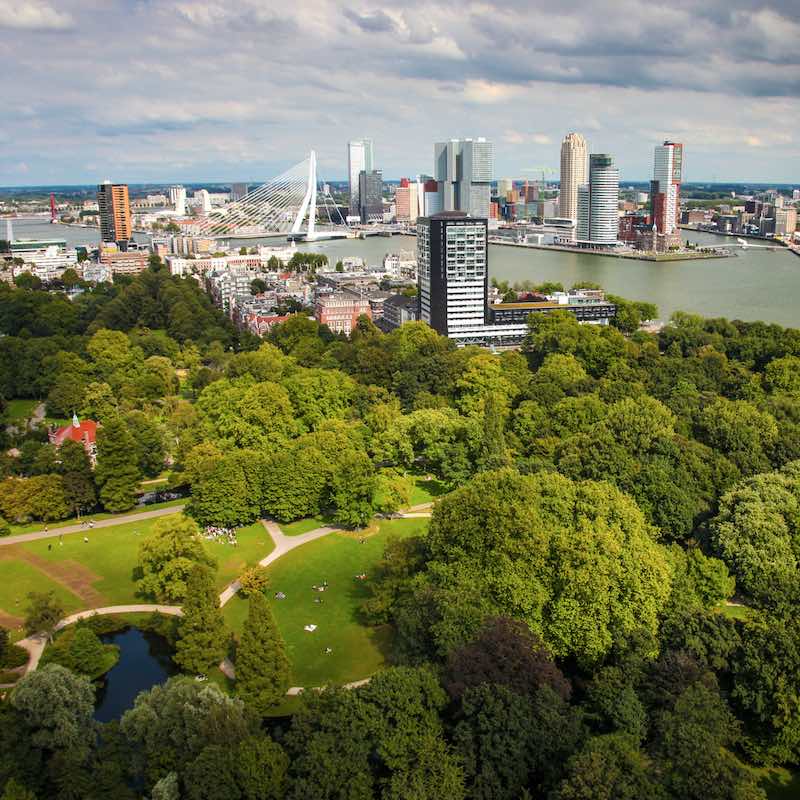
9, 218, 799, 327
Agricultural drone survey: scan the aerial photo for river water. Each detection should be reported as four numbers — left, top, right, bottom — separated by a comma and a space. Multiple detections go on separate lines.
9, 218, 799, 327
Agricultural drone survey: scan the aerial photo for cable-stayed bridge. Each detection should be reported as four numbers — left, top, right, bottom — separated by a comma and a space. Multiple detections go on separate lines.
193, 151, 350, 241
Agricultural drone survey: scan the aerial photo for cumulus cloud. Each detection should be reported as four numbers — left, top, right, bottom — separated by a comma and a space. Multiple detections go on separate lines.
0, 0, 73, 29
0, 0, 797, 183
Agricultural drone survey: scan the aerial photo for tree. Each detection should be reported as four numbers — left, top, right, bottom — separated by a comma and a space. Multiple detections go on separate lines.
1, 779, 37, 800
137, 516, 216, 603
711, 463, 800, 607
124, 411, 166, 477
414, 470, 671, 664
94, 416, 141, 512
66, 626, 115, 678
551, 733, 666, 800
329, 449, 376, 528
445, 617, 570, 701
174, 564, 227, 675
120, 677, 256, 788
250, 278, 267, 295
237, 566, 269, 598
476, 392, 511, 472
235, 593, 290, 715
10, 664, 95, 757
24, 591, 64, 641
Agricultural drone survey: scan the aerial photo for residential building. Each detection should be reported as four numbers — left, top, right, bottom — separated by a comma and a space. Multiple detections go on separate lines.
381, 293, 419, 330
99, 249, 149, 275
434, 138, 493, 218
776, 208, 798, 237
315, 291, 371, 335
383, 251, 417, 281
559, 132, 588, 223
395, 178, 413, 222
169, 185, 187, 215
194, 189, 212, 214
651, 141, 683, 235
576, 154, 620, 247
418, 211, 488, 338
97, 181, 132, 249
348, 139, 374, 214
422, 178, 441, 216
49, 414, 98, 466
359, 170, 383, 223
230, 182, 249, 201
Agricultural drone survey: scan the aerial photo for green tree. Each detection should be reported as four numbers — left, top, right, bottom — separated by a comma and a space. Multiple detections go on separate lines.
24, 591, 64, 641
174, 564, 227, 675
235, 593, 290, 715
124, 410, 166, 477
1, 779, 37, 800
94, 415, 141, 512
250, 278, 267, 295
137, 516, 216, 603
329, 449, 376, 528
11, 664, 95, 757
476, 392, 511, 472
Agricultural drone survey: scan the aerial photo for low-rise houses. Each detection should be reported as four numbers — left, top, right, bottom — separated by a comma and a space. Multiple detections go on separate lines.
315, 291, 371, 335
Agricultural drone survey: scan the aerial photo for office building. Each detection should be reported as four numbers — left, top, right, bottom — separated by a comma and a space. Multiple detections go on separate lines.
651, 141, 683, 235
97, 182, 132, 249
775, 208, 798, 237
169, 185, 186, 216
497, 178, 514, 202
194, 189, 212, 214
395, 178, 420, 223
434, 138, 493, 218
559, 132, 588, 223
348, 139, 374, 214
422, 178, 441, 216
230, 182, 249, 201
576, 154, 620, 247
418, 211, 488, 338
358, 170, 383, 223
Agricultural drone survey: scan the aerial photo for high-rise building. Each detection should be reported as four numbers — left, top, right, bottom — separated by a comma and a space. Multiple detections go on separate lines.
97, 181, 132, 249
169, 185, 187, 216
418, 211, 488, 338
395, 178, 417, 223
348, 139, 374, 214
434, 138, 493, 218
230, 183, 249, 201
358, 170, 383, 223
559, 132, 588, 223
576, 154, 620, 246
194, 189, 212, 214
421, 178, 441, 217
497, 178, 514, 202
651, 141, 683, 235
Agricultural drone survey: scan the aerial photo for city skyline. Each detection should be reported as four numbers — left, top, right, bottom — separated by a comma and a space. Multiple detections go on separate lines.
1, 0, 798, 186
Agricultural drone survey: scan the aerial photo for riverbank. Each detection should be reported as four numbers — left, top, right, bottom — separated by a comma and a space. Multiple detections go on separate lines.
489, 238, 731, 262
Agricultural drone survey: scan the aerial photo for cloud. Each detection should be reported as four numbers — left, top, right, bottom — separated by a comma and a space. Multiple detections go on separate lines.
0, 0, 73, 30
343, 8, 396, 33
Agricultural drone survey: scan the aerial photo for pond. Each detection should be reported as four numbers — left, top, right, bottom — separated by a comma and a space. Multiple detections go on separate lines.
94, 627, 177, 722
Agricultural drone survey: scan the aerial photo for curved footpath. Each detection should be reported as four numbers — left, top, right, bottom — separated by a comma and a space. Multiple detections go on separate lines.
4, 505, 433, 694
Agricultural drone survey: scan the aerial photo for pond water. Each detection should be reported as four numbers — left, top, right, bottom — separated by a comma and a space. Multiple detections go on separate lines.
94, 627, 177, 722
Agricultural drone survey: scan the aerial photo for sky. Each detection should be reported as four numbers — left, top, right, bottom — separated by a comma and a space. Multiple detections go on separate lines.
0, 0, 798, 186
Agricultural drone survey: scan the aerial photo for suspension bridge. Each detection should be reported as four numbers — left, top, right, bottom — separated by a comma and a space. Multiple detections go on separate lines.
192, 151, 351, 241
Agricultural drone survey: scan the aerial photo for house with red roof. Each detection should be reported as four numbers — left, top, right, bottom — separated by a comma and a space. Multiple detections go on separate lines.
49, 414, 99, 466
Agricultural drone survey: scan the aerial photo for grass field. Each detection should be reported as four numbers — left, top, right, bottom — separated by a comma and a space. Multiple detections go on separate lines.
408, 475, 448, 507
226, 517, 429, 688
8, 498, 187, 536
0, 514, 275, 622
279, 517, 330, 536
4, 399, 39, 423
719, 602, 754, 621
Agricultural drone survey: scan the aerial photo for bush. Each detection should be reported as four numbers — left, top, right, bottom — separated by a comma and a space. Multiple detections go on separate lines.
0, 643, 30, 670
238, 566, 269, 598
41, 624, 119, 679
0, 517, 10, 537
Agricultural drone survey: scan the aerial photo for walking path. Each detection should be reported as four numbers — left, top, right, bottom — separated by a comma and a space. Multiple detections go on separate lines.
0, 505, 186, 546
7, 508, 434, 694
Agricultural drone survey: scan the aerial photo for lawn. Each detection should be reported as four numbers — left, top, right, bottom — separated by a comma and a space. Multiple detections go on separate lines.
226, 517, 429, 689
0, 559, 84, 626
718, 602, 754, 622
8, 498, 187, 536
408, 474, 448, 507
279, 516, 330, 536
4, 399, 39, 423
4, 514, 274, 612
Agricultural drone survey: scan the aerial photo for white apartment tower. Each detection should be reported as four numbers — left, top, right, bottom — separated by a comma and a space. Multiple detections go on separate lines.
560, 132, 588, 222
577, 154, 620, 246
434, 138, 494, 218
652, 141, 683, 235
169, 185, 186, 216
348, 139, 374, 215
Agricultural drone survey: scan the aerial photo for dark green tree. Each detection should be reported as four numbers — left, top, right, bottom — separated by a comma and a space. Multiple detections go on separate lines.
174, 565, 227, 675
236, 593, 290, 715
23, 591, 64, 641
94, 415, 141, 512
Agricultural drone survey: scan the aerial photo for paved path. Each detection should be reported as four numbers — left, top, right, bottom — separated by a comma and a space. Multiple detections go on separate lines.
0, 505, 186, 546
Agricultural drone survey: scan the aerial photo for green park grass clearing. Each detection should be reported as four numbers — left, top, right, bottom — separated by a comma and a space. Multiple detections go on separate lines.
4, 399, 39, 423
279, 516, 330, 536
7, 497, 187, 536
225, 517, 429, 688
0, 559, 84, 627
408, 474, 448, 507
718, 602, 754, 622
1, 514, 274, 614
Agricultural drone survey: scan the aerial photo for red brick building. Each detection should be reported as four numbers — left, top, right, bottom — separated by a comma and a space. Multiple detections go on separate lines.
315, 292, 371, 335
